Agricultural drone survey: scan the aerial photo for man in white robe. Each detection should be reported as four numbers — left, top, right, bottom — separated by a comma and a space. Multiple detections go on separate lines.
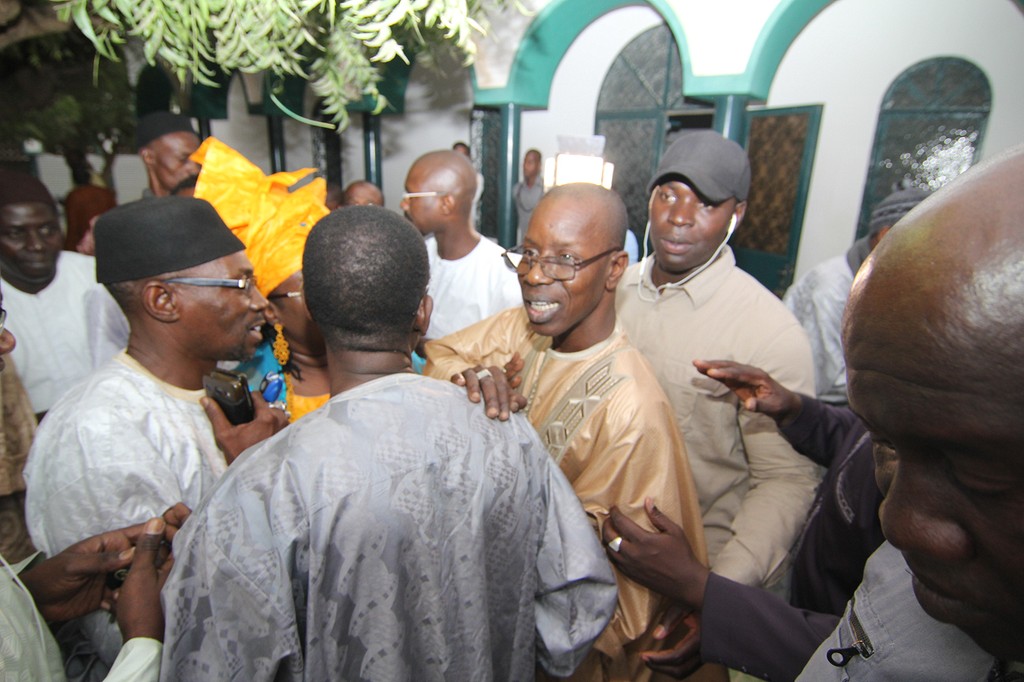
400, 150, 521, 343
0, 169, 96, 417
161, 206, 617, 681
24, 196, 286, 667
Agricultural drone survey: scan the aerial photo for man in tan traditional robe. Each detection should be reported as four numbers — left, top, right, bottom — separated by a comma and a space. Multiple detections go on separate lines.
426, 184, 722, 682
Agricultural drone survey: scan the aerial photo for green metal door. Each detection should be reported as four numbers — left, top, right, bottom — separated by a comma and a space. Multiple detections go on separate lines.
732, 105, 822, 296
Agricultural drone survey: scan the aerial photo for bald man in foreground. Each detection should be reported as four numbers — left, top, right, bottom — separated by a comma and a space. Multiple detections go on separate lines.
795, 146, 1024, 678
426, 184, 720, 682
401, 150, 520, 343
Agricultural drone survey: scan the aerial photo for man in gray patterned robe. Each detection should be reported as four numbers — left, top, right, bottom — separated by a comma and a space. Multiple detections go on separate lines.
160, 207, 618, 681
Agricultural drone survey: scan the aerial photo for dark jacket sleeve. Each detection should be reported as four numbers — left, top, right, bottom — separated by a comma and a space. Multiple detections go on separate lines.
700, 573, 840, 681
780, 397, 865, 468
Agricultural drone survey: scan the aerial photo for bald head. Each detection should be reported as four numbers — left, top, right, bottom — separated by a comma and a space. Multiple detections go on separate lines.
401, 151, 479, 239
342, 181, 384, 207
842, 145, 1024, 661
520, 183, 628, 352
411, 151, 476, 206
535, 183, 628, 249
845, 148, 1024, 383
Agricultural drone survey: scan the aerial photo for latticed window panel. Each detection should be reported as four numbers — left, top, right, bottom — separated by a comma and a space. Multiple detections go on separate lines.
596, 116, 661, 234
733, 112, 810, 255
471, 107, 501, 240
883, 58, 992, 112
595, 24, 701, 244
858, 57, 990, 237
597, 25, 680, 111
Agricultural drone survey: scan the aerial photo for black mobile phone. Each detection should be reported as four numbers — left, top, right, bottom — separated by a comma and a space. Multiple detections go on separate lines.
203, 369, 255, 425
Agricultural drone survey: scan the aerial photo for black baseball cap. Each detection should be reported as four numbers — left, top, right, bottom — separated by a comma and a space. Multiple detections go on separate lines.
649, 130, 751, 202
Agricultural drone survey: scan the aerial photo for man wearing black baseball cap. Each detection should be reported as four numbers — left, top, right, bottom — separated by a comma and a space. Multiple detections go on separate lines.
614, 131, 817, 597
136, 111, 201, 197
24, 196, 286, 668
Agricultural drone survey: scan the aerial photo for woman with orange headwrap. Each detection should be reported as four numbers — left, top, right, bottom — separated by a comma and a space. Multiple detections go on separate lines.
192, 138, 331, 421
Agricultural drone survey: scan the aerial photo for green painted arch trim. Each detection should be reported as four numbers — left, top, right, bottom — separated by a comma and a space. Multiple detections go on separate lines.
473, 0, 692, 107
473, 0, 835, 106
740, 0, 833, 99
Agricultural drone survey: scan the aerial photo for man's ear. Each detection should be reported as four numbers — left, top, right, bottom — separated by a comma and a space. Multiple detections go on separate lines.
141, 280, 182, 323
439, 193, 457, 216
605, 250, 629, 292
410, 294, 433, 355
139, 147, 155, 169
413, 294, 433, 335
732, 200, 748, 229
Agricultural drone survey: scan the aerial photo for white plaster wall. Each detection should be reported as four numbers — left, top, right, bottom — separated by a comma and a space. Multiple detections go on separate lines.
520, 6, 664, 169
473, 0, 550, 89
330, 55, 477, 212
669, 0, 781, 76
769, 0, 1024, 278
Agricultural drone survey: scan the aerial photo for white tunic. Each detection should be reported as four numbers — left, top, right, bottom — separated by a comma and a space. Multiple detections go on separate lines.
783, 254, 854, 404
424, 235, 522, 341
4, 251, 97, 413
24, 351, 227, 664
0, 552, 162, 681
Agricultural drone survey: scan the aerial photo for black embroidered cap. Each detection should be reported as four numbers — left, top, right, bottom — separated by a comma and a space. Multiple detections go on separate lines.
94, 197, 244, 284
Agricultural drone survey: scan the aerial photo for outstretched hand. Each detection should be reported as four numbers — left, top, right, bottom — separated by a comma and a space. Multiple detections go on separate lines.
642, 608, 706, 679
19, 526, 139, 623
450, 353, 527, 420
19, 505, 191, 624
601, 498, 709, 611
693, 359, 803, 426
203, 390, 288, 464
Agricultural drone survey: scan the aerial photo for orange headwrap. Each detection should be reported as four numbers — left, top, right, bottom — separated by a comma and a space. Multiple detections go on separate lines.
191, 137, 329, 297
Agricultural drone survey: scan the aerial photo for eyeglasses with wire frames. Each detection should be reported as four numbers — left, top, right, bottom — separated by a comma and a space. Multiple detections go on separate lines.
401, 191, 448, 201
502, 245, 620, 282
267, 290, 302, 300
162, 276, 258, 294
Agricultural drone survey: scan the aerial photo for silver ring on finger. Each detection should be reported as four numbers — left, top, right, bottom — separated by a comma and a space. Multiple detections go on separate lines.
476, 368, 492, 381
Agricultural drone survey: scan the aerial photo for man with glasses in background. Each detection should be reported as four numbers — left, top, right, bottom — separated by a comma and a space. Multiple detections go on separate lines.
425, 183, 722, 682
401, 150, 520, 346
24, 196, 287, 672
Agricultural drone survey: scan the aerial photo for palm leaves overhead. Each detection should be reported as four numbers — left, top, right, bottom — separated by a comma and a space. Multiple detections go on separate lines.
54, 0, 512, 126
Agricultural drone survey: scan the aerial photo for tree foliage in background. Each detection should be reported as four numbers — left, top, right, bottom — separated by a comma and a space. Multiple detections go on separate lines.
54, 0, 513, 128
0, 27, 134, 186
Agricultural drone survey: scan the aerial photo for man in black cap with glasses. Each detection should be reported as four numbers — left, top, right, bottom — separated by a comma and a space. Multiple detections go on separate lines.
24, 196, 286, 668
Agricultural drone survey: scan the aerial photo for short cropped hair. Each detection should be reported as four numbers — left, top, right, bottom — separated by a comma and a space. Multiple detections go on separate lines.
303, 207, 429, 351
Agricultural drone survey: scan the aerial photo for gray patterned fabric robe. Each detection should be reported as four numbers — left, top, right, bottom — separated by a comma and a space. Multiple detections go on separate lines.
161, 374, 617, 681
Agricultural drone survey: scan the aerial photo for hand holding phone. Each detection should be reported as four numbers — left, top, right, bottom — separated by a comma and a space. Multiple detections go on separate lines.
203, 369, 254, 425
202, 381, 289, 465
